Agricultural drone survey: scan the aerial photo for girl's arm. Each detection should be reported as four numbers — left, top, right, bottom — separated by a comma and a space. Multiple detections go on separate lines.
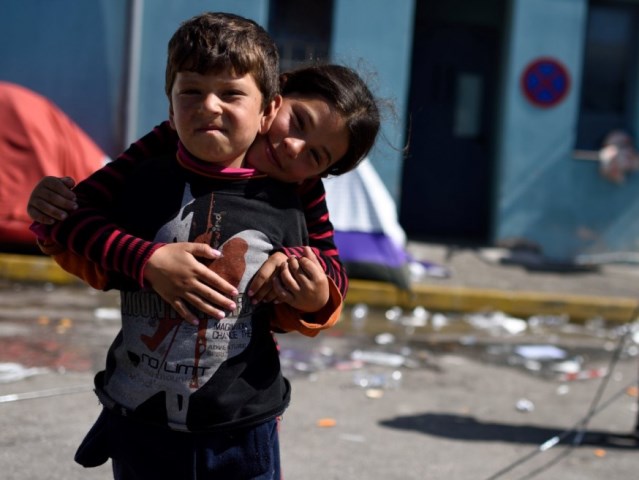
48, 152, 164, 286
293, 177, 348, 296
248, 177, 347, 335
46, 122, 178, 285
29, 123, 176, 289
248, 177, 348, 302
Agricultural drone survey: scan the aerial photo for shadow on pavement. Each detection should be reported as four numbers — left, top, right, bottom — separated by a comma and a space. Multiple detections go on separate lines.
379, 412, 639, 449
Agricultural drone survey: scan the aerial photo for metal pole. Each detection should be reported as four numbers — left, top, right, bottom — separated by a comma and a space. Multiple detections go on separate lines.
124, 0, 144, 148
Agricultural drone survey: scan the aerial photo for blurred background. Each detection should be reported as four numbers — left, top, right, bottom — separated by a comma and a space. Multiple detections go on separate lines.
1, 0, 639, 262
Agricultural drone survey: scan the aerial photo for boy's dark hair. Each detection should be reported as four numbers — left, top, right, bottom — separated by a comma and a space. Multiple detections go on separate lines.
165, 12, 280, 110
280, 64, 380, 176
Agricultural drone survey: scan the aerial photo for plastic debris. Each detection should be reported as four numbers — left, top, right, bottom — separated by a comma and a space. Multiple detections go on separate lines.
431, 313, 449, 330
551, 359, 582, 375
515, 398, 535, 412
94, 307, 121, 321
400, 306, 429, 328
316, 418, 336, 428
527, 314, 569, 330
374, 333, 396, 345
0, 362, 49, 383
408, 259, 450, 280
558, 367, 607, 382
514, 345, 567, 361
465, 311, 527, 335
279, 347, 334, 376
365, 388, 384, 399
56, 317, 73, 334
353, 370, 402, 390
540, 436, 560, 451
384, 306, 403, 323
459, 335, 477, 346
351, 350, 405, 368
350, 303, 369, 333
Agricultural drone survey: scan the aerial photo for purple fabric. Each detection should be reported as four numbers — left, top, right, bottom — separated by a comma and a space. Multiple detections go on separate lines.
334, 231, 409, 267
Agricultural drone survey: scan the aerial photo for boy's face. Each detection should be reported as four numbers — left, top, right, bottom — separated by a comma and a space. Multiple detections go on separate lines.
169, 70, 269, 167
245, 94, 349, 183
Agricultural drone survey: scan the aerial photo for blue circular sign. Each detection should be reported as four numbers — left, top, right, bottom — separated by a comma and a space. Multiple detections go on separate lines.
521, 57, 570, 108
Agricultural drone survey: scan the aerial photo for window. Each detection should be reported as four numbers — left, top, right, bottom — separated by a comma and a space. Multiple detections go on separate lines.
576, 1, 639, 150
268, 0, 334, 71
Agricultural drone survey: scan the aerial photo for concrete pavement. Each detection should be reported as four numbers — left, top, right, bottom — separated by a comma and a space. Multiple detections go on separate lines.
1, 246, 638, 479
0, 291, 638, 480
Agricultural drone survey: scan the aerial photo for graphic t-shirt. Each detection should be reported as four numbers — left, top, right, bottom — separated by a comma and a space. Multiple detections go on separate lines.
85, 152, 308, 431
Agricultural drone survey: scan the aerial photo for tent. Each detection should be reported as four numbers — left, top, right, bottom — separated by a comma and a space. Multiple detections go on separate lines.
323, 158, 413, 289
0, 82, 108, 253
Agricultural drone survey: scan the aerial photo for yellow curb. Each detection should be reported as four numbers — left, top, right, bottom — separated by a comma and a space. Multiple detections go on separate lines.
0, 253, 79, 284
2, 254, 637, 324
346, 280, 639, 324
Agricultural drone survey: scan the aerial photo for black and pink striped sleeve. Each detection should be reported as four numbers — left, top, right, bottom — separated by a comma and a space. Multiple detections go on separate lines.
281, 177, 348, 297
49, 122, 177, 286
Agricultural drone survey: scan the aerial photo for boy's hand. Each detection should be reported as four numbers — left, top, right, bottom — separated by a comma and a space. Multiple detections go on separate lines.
274, 247, 330, 312
27, 176, 78, 224
143, 242, 239, 325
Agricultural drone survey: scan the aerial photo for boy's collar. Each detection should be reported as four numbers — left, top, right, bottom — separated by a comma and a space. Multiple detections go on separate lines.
176, 141, 262, 179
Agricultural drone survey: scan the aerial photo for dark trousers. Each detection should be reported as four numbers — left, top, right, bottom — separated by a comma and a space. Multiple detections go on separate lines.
76, 408, 281, 480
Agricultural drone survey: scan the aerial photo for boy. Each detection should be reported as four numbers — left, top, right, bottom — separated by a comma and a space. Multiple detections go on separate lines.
43, 12, 339, 478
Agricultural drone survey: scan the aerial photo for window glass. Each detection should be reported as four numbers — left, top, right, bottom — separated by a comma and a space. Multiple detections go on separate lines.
268, 0, 334, 71
454, 73, 483, 138
576, 2, 639, 150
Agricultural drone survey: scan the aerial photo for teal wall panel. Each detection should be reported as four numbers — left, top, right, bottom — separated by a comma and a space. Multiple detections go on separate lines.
331, 0, 415, 200
496, 0, 639, 258
495, 0, 604, 259
134, 0, 270, 143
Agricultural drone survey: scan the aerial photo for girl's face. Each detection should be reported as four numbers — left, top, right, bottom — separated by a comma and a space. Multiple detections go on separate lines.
245, 94, 349, 183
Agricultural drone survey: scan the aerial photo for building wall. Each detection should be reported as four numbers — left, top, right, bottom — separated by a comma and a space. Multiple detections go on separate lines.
0, 0, 128, 158
2, 0, 638, 258
331, 0, 415, 200
133, 0, 270, 144
0, 0, 270, 157
494, 0, 639, 258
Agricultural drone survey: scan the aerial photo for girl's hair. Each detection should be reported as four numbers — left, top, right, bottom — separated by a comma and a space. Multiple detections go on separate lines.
280, 64, 380, 176
165, 12, 280, 110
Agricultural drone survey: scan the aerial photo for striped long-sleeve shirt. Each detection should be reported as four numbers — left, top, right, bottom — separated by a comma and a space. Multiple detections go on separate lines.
45, 121, 348, 296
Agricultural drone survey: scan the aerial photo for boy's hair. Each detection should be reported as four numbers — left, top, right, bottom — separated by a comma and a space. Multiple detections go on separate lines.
280, 64, 380, 176
165, 12, 280, 110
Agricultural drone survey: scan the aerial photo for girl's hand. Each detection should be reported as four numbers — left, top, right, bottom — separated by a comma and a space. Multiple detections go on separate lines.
272, 247, 329, 312
27, 176, 78, 224
144, 242, 239, 325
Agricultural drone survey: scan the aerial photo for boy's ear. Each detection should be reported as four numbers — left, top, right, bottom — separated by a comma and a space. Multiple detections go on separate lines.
259, 95, 282, 134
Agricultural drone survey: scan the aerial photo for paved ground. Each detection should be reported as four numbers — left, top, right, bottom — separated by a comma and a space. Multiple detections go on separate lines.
0, 272, 638, 480
0, 244, 639, 480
